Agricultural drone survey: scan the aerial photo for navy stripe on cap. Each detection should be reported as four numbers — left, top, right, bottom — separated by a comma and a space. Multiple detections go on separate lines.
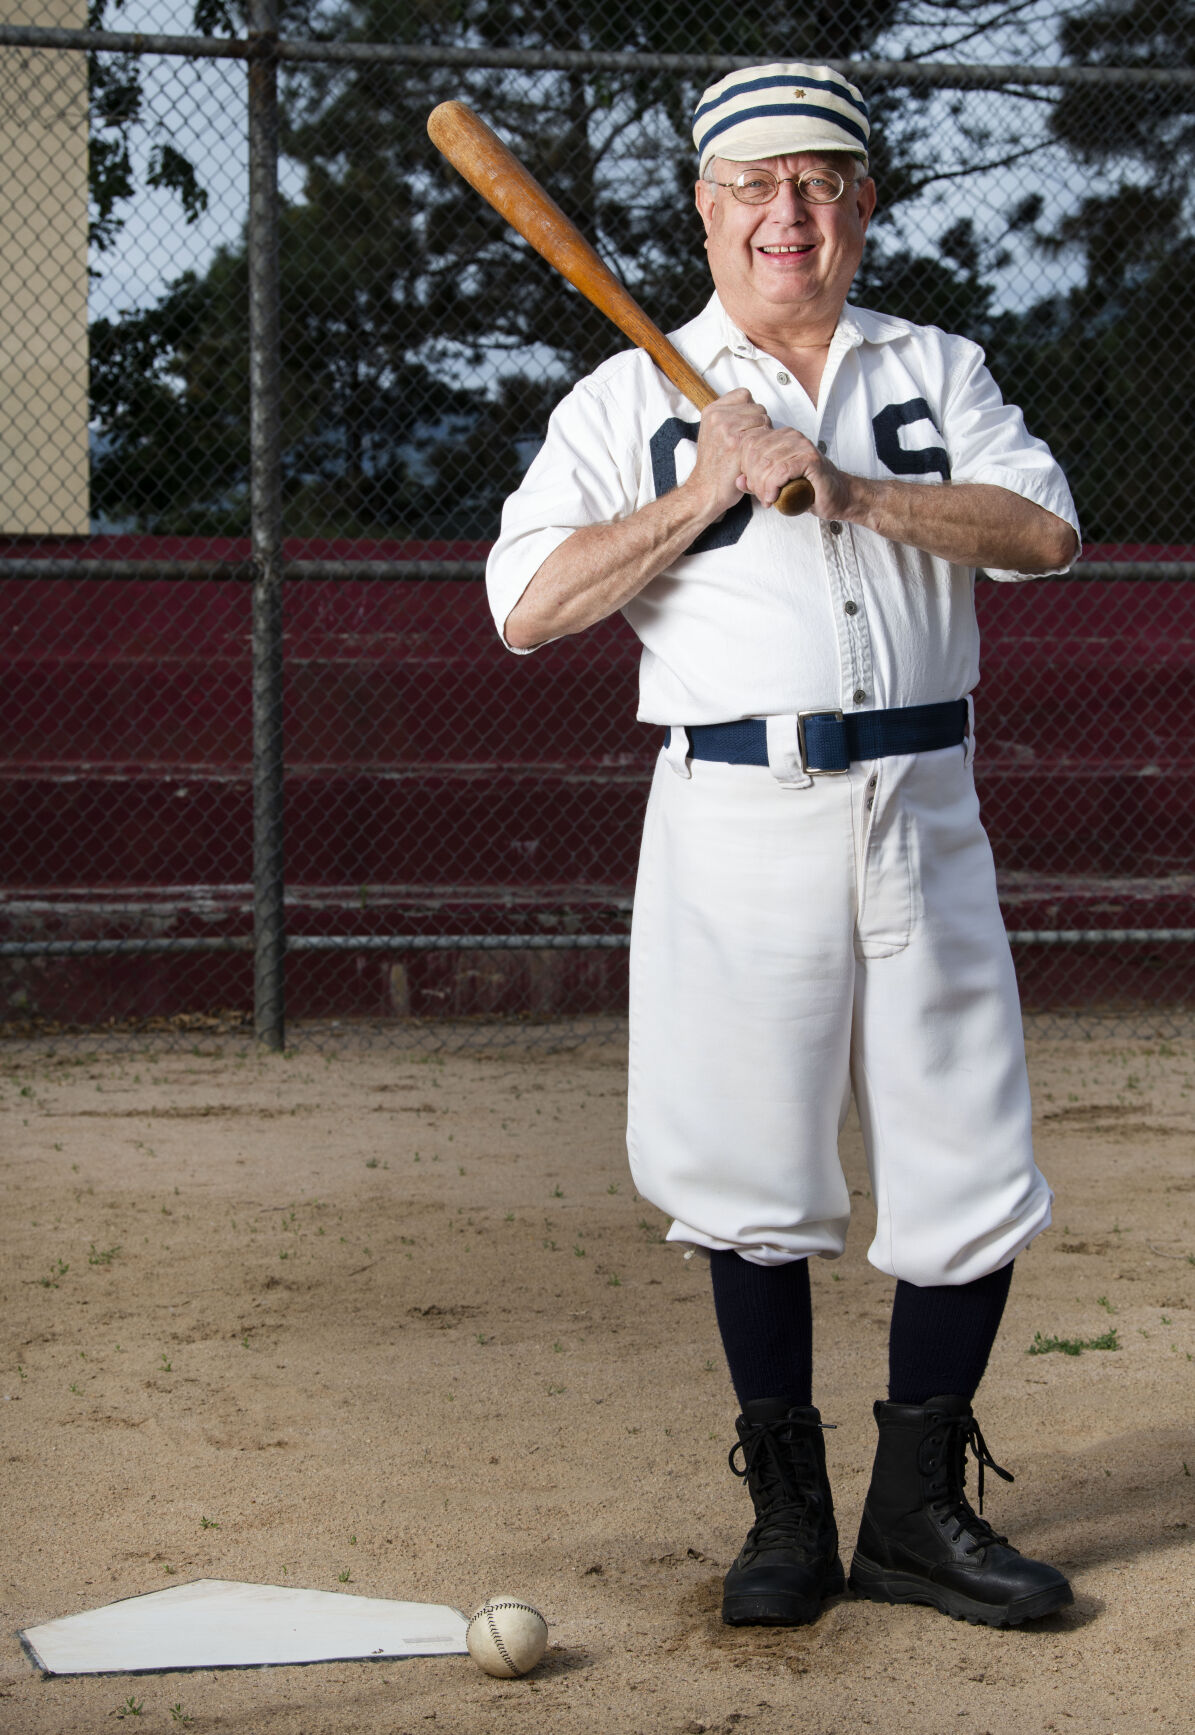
702, 100, 870, 154
694, 71, 869, 127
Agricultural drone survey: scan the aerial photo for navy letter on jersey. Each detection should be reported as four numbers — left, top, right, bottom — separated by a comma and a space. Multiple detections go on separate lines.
872, 399, 951, 480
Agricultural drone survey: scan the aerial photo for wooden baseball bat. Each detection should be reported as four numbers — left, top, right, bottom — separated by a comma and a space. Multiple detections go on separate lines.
426, 100, 815, 518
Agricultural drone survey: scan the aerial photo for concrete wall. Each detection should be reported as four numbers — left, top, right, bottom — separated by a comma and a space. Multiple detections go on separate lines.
0, 0, 89, 534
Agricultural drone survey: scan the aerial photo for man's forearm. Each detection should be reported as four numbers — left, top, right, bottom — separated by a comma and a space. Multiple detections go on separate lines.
504, 481, 724, 649
838, 477, 1078, 573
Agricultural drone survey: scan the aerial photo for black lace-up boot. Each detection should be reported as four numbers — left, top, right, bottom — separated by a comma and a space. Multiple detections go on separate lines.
849, 1395, 1073, 1627
721, 1399, 844, 1626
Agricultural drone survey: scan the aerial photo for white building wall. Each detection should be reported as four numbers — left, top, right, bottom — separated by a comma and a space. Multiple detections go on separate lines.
0, 0, 89, 534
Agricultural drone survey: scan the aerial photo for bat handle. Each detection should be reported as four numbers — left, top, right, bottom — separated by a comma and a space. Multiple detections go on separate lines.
776, 476, 815, 517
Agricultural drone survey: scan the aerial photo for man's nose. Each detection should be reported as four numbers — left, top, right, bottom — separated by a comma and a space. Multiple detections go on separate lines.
770, 180, 811, 222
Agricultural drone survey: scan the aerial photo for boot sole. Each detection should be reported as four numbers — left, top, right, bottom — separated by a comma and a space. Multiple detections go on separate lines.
722, 1560, 846, 1627
848, 1554, 1073, 1629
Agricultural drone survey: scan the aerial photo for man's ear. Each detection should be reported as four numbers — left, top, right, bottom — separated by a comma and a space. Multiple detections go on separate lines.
855, 175, 877, 238
695, 176, 715, 236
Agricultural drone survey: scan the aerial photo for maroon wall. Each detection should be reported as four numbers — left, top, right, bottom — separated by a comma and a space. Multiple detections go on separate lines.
2, 542, 1192, 1023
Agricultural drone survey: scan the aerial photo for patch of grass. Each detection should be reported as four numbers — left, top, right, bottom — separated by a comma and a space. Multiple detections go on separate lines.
1028, 1328, 1120, 1357
200, 1515, 220, 1529
88, 1243, 121, 1265
1096, 1294, 1116, 1314
115, 1696, 144, 1719
338, 1569, 352, 1583
170, 1704, 193, 1725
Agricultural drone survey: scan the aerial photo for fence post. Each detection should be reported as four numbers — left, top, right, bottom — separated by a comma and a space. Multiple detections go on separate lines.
248, 0, 286, 1048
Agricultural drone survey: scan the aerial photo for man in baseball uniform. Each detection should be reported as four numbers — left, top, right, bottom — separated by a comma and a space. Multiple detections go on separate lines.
486, 62, 1079, 1630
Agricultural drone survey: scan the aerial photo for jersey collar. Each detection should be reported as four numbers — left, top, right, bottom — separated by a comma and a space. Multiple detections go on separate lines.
679, 293, 910, 369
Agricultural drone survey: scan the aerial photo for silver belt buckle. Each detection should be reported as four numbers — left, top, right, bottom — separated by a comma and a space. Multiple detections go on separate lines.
797, 708, 848, 776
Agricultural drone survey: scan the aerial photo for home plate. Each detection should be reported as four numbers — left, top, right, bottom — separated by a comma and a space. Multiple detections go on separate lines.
20, 1579, 469, 1675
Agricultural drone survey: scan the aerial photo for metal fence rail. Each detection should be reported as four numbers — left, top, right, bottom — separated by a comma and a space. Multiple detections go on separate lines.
4, 23, 1195, 85
2, 2, 1194, 1047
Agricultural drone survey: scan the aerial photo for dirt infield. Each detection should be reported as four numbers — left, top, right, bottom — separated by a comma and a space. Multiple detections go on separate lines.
1, 1032, 1192, 1734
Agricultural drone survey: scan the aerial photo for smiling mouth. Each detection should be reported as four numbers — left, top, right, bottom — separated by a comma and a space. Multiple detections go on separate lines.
758, 243, 815, 255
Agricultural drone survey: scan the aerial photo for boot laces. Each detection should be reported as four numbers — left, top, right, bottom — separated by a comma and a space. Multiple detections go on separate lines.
729, 1417, 833, 1553
921, 1415, 1014, 1555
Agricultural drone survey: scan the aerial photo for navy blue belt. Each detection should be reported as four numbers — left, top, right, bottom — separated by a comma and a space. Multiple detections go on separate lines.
666, 699, 969, 776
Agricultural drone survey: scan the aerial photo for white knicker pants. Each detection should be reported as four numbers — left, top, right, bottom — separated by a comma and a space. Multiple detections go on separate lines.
626, 740, 1051, 1286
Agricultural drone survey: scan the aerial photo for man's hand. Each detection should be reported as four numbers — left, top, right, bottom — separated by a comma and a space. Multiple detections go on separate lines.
683, 388, 774, 516
685, 389, 846, 518
734, 421, 845, 514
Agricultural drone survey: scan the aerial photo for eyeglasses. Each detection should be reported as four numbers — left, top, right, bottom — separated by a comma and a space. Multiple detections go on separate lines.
708, 167, 855, 206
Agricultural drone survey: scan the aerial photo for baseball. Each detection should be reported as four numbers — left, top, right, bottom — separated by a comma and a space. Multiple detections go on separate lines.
465, 1594, 548, 1678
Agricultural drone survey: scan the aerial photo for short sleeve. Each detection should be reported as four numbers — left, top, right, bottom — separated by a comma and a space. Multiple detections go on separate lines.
485, 372, 642, 651
941, 338, 1081, 582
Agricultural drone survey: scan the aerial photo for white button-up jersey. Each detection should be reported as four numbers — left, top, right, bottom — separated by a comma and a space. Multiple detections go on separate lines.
486, 295, 1079, 726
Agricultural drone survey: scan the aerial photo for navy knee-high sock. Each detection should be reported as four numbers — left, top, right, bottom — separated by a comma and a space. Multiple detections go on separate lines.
887, 1261, 1014, 1405
709, 1250, 813, 1410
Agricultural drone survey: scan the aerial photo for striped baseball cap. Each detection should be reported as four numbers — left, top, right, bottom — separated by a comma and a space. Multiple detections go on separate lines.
693, 63, 870, 176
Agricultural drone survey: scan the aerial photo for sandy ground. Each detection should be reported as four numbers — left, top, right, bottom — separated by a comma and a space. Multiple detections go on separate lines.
1, 1029, 1193, 1735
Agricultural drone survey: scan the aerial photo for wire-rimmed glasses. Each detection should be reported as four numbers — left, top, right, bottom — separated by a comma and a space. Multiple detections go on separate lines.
707, 166, 857, 205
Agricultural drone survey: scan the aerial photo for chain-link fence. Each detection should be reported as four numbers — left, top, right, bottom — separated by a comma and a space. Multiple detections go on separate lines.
2, 1, 1194, 1050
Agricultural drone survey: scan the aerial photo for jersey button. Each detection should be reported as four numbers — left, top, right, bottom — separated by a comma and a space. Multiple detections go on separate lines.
853, 688, 867, 704
843, 599, 858, 616
829, 521, 842, 534
777, 371, 791, 385
817, 440, 828, 454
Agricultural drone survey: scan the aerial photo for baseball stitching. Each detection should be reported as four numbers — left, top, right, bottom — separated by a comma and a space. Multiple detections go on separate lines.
467, 1601, 546, 1677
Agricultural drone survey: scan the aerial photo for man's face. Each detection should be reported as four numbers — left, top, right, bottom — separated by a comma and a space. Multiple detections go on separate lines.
694, 152, 876, 333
